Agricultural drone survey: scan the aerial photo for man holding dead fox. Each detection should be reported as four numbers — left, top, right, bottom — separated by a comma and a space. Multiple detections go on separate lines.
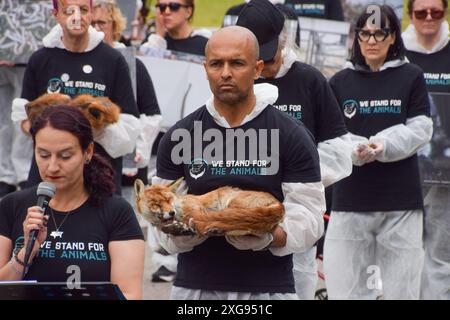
152, 25, 325, 299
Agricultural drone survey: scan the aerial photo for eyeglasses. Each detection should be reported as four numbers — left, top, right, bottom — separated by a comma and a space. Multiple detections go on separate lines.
355, 28, 391, 42
413, 9, 445, 20
91, 20, 112, 28
156, 2, 190, 13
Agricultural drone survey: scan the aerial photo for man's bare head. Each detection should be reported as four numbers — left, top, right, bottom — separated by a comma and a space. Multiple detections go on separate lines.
204, 26, 264, 108
205, 26, 260, 62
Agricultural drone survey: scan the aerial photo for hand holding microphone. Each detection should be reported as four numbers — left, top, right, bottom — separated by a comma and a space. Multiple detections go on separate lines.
22, 207, 49, 255
21, 182, 56, 277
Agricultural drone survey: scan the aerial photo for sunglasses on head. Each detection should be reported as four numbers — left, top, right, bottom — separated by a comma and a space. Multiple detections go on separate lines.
413, 9, 445, 20
355, 28, 391, 42
156, 2, 190, 13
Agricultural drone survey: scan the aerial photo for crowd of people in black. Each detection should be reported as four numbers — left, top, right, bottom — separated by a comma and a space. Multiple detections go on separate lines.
0, 0, 449, 300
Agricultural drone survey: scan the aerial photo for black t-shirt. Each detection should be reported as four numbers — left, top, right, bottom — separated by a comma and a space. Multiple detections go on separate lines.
406, 43, 450, 138
0, 187, 144, 282
157, 105, 321, 293
406, 43, 450, 94
122, 58, 161, 186
21, 42, 139, 194
285, 0, 344, 20
255, 61, 347, 143
329, 63, 430, 212
165, 35, 208, 56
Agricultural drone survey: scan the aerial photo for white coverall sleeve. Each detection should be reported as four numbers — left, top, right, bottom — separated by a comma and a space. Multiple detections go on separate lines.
318, 133, 353, 187
93, 113, 140, 159
141, 34, 167, 51
369, 115, 433, 162
135, 114, 162, 168
347, 132, 370, 166
269, 181, 325, 257
11, 98, 29, 122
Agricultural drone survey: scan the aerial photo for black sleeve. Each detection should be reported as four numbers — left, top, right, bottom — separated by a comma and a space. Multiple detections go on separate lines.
106, 197, 144, 241
111, 55, 139, 117
282, 123, 321, 183
327, 0, 344, 21
328, 73, 340, 102
0, 196, 14, 240
21, 54, 39, 101
135, 58, 161, 116
313, 72, 348, 142
156, 128, 185, 180
407, 69, 431, 118
225, 3, 245, 16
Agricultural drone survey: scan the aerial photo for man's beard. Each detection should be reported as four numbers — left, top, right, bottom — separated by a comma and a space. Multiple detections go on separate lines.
215, 90, 249, 106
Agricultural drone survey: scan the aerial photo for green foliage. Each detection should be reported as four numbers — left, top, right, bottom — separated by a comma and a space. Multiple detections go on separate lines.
192, 0, 244, 27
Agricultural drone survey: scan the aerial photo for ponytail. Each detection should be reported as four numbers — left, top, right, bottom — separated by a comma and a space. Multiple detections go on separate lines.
84, 153, 116, 205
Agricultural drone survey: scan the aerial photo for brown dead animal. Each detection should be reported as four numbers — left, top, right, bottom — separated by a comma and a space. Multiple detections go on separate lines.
25, 93, 71, 124
134, 178, 285, 236
69, 94, 121, 130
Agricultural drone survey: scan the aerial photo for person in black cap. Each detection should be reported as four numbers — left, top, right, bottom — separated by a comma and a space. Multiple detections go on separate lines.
237, 0, 352, 299
151, 25, 325, 300
223, 0, 300, 48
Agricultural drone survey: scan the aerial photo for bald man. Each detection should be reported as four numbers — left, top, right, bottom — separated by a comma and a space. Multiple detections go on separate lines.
153, 26, 325, 300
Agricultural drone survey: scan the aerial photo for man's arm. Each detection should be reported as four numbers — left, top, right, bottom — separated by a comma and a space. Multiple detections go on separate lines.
269, 181, 325, 256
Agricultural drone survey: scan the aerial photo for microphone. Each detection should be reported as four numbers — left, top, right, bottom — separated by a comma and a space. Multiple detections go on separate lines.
22, 182, 56, 277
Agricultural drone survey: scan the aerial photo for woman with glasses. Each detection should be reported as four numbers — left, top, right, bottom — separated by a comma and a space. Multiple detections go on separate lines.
324, 5, 433, 299
92, 0, 167, 284
92, 0, 161, 181
402, 0, 450, 300
141, 0, 209, 56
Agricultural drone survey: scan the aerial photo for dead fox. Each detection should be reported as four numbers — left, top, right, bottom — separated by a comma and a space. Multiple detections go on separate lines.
134, 178, 285, 236
25, 93, 121, 130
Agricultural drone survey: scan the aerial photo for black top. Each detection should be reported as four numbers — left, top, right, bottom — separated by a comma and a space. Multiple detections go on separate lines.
165, 34, 208, 56
225, 3, 246, 16
329, 63, 430, 212
0, 187, 144, 282
21, 42, 140, 194
285, 0, 344, 20
255, 61, 347, 142
156, 104, 321, 293
406, 42, 450, 94
122, 58, 161, 186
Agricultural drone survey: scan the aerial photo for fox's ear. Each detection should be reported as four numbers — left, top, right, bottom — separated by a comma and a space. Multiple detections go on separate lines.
134, 179, 145, 197
168, 177, 184, 191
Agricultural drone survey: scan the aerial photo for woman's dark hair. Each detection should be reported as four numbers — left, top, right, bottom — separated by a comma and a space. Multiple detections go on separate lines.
407, 0, 448, 16
183, 0, 195, 22
30, 105, 115, 205
350, 5, 406, 67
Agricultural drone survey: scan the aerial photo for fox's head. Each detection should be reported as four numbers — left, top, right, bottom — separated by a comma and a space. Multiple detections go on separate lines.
134, 178, 184, 226
69, 94, 121, 129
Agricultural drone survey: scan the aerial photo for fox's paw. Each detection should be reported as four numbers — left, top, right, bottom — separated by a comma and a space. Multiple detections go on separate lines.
161, 221, 196, 236
204, 227, 225, 236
